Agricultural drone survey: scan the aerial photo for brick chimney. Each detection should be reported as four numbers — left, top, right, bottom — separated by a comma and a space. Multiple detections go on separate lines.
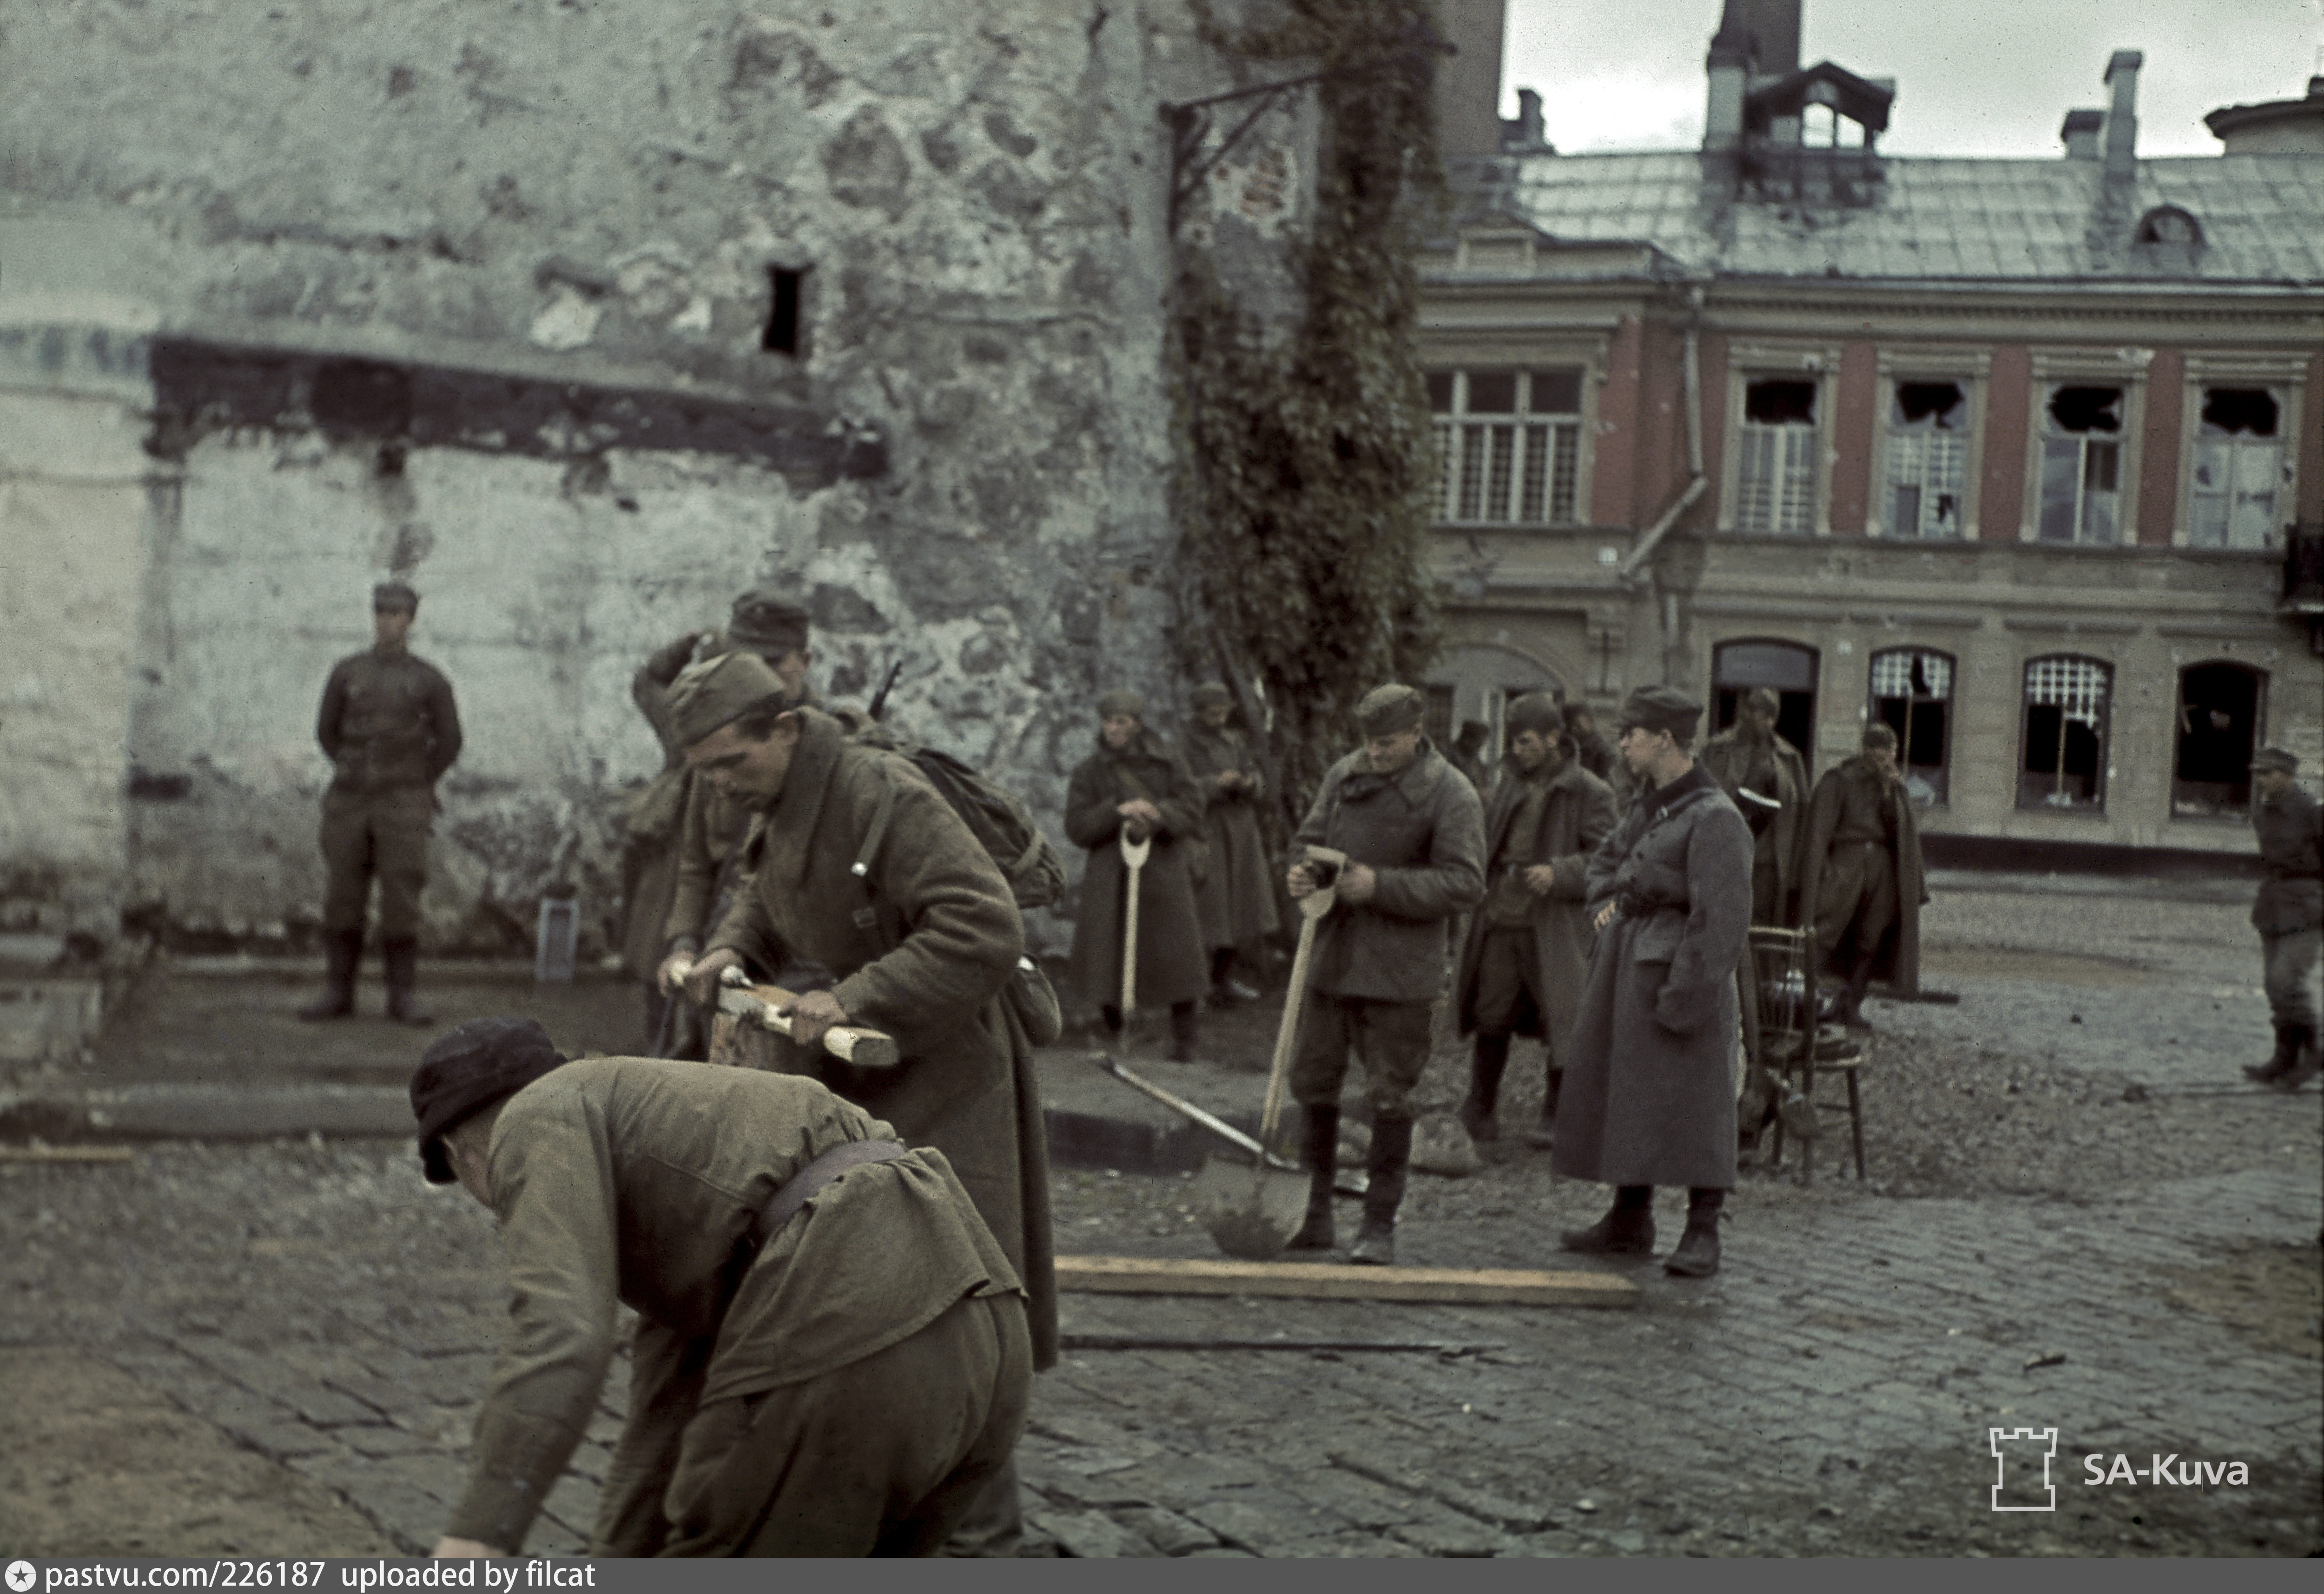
2103, 49, 2142, 178
1433, 0, 1510, 162
2060, 108, 2104, 159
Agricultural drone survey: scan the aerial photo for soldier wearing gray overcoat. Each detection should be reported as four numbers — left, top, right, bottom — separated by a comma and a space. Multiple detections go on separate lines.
1554, 686, 1753, 1279
1181, 682, 1280, 1002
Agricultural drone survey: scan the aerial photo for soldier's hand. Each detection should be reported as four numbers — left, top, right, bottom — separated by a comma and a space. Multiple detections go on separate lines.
1523, 863, 1558, 895
656, 949, 696, 996
682, 948, 741, 1007
1287, 863, 1316, 898
779, 989, 849, 1050
1118, 798, 1162, 827
1593, 899, 1619, 931
1338, 863, 1378, 904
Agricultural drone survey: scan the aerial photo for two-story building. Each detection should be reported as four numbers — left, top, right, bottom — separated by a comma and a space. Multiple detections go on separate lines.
1420, 0, 2324, 865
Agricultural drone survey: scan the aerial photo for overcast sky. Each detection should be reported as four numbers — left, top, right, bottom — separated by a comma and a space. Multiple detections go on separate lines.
1501, 0, 2324, 158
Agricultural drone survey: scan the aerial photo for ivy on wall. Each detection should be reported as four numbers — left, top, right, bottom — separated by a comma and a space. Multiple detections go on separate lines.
1174, 0, 1446, 829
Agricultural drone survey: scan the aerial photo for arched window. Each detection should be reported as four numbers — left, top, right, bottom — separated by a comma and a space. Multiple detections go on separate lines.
1869, 648, 1954, 807
1711, 639, 1818, 770
2018, 655, 2112, 811
2173, 662, 2267, 817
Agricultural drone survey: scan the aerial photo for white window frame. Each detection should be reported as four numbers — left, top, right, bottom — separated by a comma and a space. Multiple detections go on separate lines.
1871, 349, 1987, 540
1720, 342, 1840, 537
2179, 353, 2305, 550
1429, 367, 1591, 528
2021, 349, 2147, 546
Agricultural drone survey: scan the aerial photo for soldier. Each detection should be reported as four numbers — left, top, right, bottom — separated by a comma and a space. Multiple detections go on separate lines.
1282, 684, 1485, 1266
1064, 690, 1210, 1060
669, 654, 1054, 1555
1449, 719, 1494, 798
1564, 701, 1617, 785
2241, 748, 2322, 1091
411, 1019, 1031, 1557
1555, 686, 1753, 1279
1180, 681, 1280, 1004
1697, 686, 1809, 927
1453, 695, 1619, 1147
1800, 723, 1929, 1027
646, 591, 814, 1056
300, 582, 462, 1026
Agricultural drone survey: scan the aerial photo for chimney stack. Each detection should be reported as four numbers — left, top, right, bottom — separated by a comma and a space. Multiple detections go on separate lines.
2060, 108, 2103, 159
1703, 6, 1755, 151
2103, 49, 2142, 177
1432, 0, 1511, 162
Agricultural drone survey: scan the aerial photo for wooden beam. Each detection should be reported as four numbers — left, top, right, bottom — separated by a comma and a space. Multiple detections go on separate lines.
0, 1145, 136, 1163
1056, 1254, 1637, 1307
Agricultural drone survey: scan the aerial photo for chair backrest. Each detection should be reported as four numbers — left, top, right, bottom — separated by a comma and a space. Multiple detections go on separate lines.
1747, 926, 1817, 1060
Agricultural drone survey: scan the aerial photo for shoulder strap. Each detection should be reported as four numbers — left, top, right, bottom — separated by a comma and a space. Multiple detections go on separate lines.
850, 762, 900, 884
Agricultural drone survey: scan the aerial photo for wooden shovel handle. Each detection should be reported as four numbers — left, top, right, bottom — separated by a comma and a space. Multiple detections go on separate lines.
1258, 846, 1348, 1147
713, 978, 901, 1068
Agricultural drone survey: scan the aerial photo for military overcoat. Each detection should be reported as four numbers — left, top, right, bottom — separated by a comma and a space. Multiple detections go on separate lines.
1552, 763, 1753, 1191
1799, 756, 1929, 995
2252, 783, 2323, 935
1180, 721, 1281, 951
1697, 725, 1809, 921
704, 709, 1056, 1369
1453, 755, 1620, 1048
1063, 730, 1211, 1010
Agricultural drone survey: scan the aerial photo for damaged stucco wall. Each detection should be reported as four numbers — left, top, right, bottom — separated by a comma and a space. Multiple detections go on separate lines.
0, 0, 1317, 955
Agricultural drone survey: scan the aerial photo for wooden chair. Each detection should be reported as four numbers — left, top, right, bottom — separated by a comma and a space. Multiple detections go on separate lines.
1746, 926, 1866, 1182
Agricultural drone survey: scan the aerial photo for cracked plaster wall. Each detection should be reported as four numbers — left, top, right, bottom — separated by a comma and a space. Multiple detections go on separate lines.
0, 0, 1315, 955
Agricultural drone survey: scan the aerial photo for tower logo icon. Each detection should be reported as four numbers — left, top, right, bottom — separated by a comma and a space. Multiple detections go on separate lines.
1990, 1426, 2060, 1512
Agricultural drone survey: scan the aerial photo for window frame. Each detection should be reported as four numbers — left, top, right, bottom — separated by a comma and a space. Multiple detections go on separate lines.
1719, 342, 1840, 538
1871, 348, 1988, 540
1427, 366, 1593, 529
2171, 659, 2269, 820
1867, 646, 1957, 808
2020, 349, 2148, 546
2015, 652, 2114, 814
2177, 353, 2306, 550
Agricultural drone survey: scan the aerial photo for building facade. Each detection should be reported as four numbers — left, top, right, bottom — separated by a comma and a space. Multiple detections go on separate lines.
1420, 2, 2324, 863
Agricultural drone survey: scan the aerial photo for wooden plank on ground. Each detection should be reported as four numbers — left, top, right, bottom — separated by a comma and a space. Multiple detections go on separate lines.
1055, 1254, 1637, 1307
0, 1145, 136, 1163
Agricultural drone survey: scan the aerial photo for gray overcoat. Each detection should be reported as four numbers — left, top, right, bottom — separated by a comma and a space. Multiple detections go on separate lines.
1064, 731, 1211, 1010
1552, 762, 1754, 1191
1181, 722, 1282, 950
1453, 755, 1620, 1052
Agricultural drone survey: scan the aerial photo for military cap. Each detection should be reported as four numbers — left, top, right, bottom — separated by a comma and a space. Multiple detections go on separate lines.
1862, 722, 1899, 751
1097, 689, 1147, 721
667, 650, 790, 748
2250, 747, 2299, 774
1505, 692, 1564, 737
727, 588, 811, 656
1189, 681, 1233, 710
1355, 684, 1426, 737
373, 581, 419, 613
411, 1016, 568, 1184
1616, 685, 1702, 741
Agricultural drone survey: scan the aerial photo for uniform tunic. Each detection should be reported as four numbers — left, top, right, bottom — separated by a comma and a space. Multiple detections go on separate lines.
313, 645, 461, 937
1063, 731, 1211, 1011
2252, 782, 2324, 1031
1799, 755, 1928, 995
1697, 726, 1808, 925
449, 1056, 1028, 1556
704, 709, 1057, 1369
1180, 722, 1281, 952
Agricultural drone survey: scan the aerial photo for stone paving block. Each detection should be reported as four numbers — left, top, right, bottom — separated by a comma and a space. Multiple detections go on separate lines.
1029, 1508, 1151, 1558
1182, 1496, 1316, 1557
1114, 1505, 1217, 1555
1286, 1469, 1423, 1532
543, 1473, 601, 1537
530, 1522, 589, 1557
1273, 1532, 1426, 1557
350, 1483, 446, 1555
1387, 1512, 1516, 1557
344, 1424, 442, 1459
224, 1419, 346, 1461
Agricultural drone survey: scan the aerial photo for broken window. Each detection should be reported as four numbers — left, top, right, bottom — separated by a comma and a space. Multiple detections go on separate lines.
2018, 655, 2110, 811
1870, 648, 1953, 807
1735, 379, 1818, 535
1433, 368, 1585, 527
2190, 387, 2284, 549
1883, 381, 1967, 539
2037, 385, 2124, 545
2172, 661, 2265, 817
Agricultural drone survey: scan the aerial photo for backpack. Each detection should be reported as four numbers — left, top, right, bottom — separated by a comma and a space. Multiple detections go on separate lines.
846, 722, 1068, 911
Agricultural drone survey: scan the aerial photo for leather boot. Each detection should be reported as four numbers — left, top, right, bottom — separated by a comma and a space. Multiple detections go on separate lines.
2245, 1024, 2300, 1084
1349, 1117, 1412, 1266
1664, 1188, 1724, 1277
1286, 1104, 1340, 1251
1169, 1001, 1200, 1063
2271, 1025, 2320, 1093
1525, 1065, 1563, 1148
1560, 1185, 1655, 1255
297, 929, 363, 1021
1459, 1034, 1510, 1142
383, 938, 434, 1027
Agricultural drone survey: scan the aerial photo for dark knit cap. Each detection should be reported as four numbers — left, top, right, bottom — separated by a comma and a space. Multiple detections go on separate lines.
410, 1017, 568, 1184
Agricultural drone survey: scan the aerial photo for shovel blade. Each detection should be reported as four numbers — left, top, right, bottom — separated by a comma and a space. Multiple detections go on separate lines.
1190, 1154, 1309, 1260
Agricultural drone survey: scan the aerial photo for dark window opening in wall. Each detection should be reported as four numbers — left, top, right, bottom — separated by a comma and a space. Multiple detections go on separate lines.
1426, 372, 1455, 412
1885, 381, 1968, 539
2192, 388, 2284, 549
1529, 369, 1582, 414
1433, 368, 1585, 526
1736, 380, 1818, 534
2038, 385, 2124, 545
2173, 662, 2265, 817
1424, 684, 1457, 749
2018, 655, 2110, 811
1712, 639, 1819, 775
1870, 648, 1954, 806
1466, 371, 1517, 413
763, 267, 805, 355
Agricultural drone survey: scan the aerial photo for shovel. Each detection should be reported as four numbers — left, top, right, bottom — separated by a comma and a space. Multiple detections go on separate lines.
1188, 844, 1347, 1259
1118, 829, 1151, 1023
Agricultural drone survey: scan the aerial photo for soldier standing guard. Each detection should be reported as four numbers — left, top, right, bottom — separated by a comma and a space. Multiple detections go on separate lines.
1698, 686, 1809, 926
301, 582, 461, 1026
1180, 682, 1280, 1006
1799, 722, 1928, 1027
2241, 748, 2322, 1091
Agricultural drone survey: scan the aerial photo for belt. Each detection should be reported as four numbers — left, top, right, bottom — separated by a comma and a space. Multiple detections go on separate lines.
750, 1140, 908, 1245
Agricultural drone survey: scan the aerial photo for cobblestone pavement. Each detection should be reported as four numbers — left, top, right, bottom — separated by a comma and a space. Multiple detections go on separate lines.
3, 885, 2317, 1557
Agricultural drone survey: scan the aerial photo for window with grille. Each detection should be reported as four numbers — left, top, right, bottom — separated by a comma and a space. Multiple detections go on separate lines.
2189, 388, 2284, 549
2037, 386, 2124, 544
1883, 382, 1967, 539
1429, 368, 1584, 526
1869, 648, 1953, 806
1735, 379, 1819, 534
2018, 655, 2111, 811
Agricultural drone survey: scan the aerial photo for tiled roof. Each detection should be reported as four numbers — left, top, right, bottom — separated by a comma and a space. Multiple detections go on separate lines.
1467, 150, 2324, 286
